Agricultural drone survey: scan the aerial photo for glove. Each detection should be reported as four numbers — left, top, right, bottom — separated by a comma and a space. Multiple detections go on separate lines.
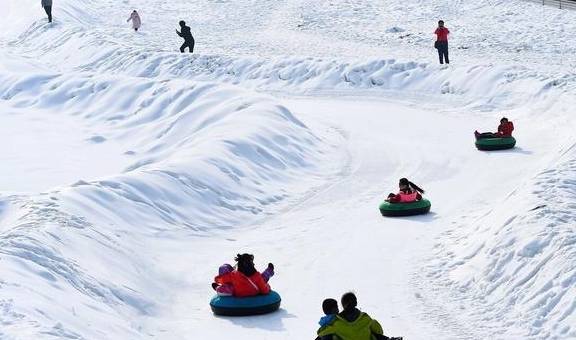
268, 263, 274, 271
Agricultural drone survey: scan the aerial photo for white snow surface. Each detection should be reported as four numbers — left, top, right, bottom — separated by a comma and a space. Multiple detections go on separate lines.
0, 0, 575, 339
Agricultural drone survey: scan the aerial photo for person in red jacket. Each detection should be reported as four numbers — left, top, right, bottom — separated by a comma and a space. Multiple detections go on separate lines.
475, 117, 515, 139
386, 178, 425, 203
434, 20, 450, 64
212, 253, 274, 297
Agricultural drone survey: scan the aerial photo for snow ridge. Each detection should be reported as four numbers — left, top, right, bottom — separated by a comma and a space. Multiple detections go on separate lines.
425, 147, 576, 339
0, 71, 338, 339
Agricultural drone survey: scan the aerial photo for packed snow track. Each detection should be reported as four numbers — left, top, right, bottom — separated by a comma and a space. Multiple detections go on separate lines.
1, 0, 575, 339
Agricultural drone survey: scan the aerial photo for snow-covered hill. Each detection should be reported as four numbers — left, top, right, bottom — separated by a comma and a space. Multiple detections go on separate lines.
0, 0, 575, 339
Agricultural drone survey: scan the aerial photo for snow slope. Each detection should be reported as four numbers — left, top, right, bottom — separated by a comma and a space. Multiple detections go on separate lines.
0, 0, 575, 339
0, 71, 341, 339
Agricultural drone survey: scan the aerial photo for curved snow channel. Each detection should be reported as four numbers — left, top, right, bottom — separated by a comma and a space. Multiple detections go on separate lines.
0, 72, 344, 339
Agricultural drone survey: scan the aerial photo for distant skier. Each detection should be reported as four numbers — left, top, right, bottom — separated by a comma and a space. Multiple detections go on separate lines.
41, 0, 53, 23
176, 20, 195, 53
127, 10, 141, 32
434, 20, 450, 64
475, 117, 514, 139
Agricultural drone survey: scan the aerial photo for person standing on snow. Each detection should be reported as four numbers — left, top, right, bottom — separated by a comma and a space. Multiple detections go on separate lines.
127, 10, 141, 31
176, 20, 195, 53
434, 20, 450, 64
41, 0, 53, 23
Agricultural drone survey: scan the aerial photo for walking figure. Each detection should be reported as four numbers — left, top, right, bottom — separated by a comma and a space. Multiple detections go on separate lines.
434, 20, 450, 64
176, 20, 195, 53
41, 0, 53, 23
127, 10, 141, 31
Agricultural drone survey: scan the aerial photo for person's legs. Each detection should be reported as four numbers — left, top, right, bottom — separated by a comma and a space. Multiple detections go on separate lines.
180, 42, 187, 53
44, 6, 52, 22
438, 47, 444, 64
216, 284, 234, 296
438, 42, 448, 64
186, 39, 195, 53
475, 132, 498, 139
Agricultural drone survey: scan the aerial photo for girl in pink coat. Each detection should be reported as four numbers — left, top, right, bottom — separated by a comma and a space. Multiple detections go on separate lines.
127, 10, 141, 31
385, 178, 425, 203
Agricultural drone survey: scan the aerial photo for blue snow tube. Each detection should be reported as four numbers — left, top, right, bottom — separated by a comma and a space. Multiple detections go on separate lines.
379, 199, 431, 217
210, 291, 281, 316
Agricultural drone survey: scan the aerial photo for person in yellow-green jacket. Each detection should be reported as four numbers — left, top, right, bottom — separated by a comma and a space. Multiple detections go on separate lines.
317, 292, 403, 340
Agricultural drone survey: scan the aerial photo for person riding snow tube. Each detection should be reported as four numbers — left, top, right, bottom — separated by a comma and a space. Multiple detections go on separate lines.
475, 117, 516, 150
380, 178, 431, 217
210, 254, 280, 316
210, 290, 281, 316
379, 199, 432, 217
475, 136, 516, 151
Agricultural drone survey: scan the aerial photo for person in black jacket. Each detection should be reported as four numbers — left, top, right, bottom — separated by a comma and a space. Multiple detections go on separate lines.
176, 20, 195, 53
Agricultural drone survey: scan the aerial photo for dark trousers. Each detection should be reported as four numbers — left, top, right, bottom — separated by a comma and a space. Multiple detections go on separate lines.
43, 6, 52, 22
180, 39, 195, 53
475, 132, 499, 139
436, 41, 449, 64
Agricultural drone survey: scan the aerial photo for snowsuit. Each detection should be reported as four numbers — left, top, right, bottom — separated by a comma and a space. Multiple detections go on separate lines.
127, 11, 141, 31
316, 315, 341, 340
177, 24, 195, 53
497, 121, 514, 137
387, 190, 422, 203
214, 265, 273, 297
41, 0, 53, 23
475, 121, 514, 139
434, 27, 450, 64
317, 308, 385, 340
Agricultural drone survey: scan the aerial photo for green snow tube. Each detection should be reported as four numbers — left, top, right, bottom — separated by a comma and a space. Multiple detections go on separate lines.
210, 291, 281, 316
379, 199, 431, 217
475, 137, 516, 151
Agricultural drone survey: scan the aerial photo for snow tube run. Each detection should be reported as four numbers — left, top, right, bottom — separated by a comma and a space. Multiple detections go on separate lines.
475, 137, 516, 151
210, 291, 281, 316
379, 199, 431, 217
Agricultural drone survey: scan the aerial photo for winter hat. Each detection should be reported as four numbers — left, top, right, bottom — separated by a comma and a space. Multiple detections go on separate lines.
218, 264, 234, 276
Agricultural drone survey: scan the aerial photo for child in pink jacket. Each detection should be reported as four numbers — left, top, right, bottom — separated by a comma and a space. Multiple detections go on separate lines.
386, 178, 425, 203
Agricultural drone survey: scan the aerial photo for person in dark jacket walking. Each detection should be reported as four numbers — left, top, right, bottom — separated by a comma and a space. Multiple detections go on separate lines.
41, 0, 53, 23
434, 20, 450, 64
176, 20, 195, 53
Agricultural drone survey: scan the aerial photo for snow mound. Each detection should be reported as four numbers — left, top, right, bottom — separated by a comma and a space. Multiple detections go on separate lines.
2, 0, 574, 111
425, 143, 576, 338
1, 0, 576, 338
0, 71, 338, 339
